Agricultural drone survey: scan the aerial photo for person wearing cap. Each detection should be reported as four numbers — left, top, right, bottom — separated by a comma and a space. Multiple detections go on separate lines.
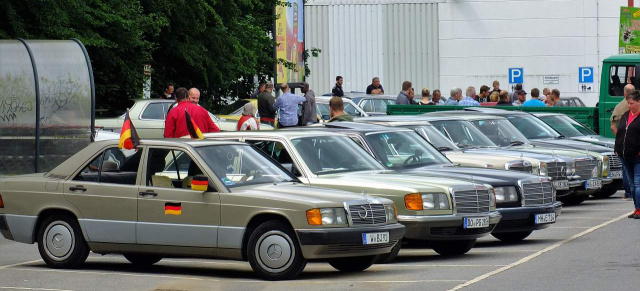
522, 88, 546, 107
458, 86, 481, 106
237, 102, 260, 130
512, 89, 527, 106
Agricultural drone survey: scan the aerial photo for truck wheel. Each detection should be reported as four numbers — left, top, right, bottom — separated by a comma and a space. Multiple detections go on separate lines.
37, 215, 89, 269
328, 255, 377, 272
591, 187, 619, 199
123, 254, 162, 266
375, 239, 402, 264
432, 239, 475, 256
247, 220, 306, 280
492, 231, 533, 242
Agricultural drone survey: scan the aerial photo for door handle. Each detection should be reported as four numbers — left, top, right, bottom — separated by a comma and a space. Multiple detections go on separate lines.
606, 108, 614, 113
138, 191, 158, 197
69, 186, 87, 192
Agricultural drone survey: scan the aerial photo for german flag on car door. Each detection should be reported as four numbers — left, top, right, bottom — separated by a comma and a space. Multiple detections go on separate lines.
118, 110, 140, 150
165, 202, 182, 215
185, 110, 204, 139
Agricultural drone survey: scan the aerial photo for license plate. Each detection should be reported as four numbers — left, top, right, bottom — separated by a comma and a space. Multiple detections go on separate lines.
610, 171, 623, 179
534, 213, 556, 224
553, 180, 569, 190
585, 179, 602, 190
362, 232, 389, 245
463, 216, 490, 229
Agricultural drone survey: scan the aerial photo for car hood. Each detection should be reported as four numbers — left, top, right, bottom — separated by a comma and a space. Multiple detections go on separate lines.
530, 138, 611, 153
506, 146, 591, 158
231, 182, 391, 208
571, 136, 615, 148
464, 148, 567, 161
318, 171, 481, 193
403, 165, 532, 185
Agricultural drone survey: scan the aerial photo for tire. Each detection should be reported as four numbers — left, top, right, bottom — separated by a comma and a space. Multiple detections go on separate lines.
591, 187, 619, 199
492, 231, 533, 243
375, 239, 402, 264
247, 220, 306, 281
560, 195, 588, 206
123, 254, 162, 266
328, 255, 377, 272
37, 214, 89, 269
431, 239, 476, 256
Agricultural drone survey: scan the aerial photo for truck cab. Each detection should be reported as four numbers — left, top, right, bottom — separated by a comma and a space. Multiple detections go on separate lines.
599, 54, 640, 137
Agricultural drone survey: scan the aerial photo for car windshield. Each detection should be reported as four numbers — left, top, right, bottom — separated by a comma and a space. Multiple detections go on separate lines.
430, 120, 498, 149
291, 136, 385, 175
506, 115, 562, 139
538, 115, 596, 137
408, 125, 461, 151
218, 99, 250, 115
470, 119, 532, 147
364, 131, 451, 169
196, 145, 296, 188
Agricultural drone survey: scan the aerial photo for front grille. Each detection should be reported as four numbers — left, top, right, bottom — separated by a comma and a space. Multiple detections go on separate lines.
607, 154, 622, 170
509, 165, 533, 173
575, 158, 598, 179
431, 226, 494, 236
453, 189, 491, 214
348, 204, 386, 226
327, 240, 397, 253
521, 181, 555, 206
546, 161, 568, 180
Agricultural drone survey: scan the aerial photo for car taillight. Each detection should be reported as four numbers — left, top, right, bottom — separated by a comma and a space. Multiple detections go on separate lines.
0, 195, 4, 208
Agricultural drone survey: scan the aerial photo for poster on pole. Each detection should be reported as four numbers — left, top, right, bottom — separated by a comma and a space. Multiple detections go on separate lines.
275, 0, 305, 84
619, 7, 640, 54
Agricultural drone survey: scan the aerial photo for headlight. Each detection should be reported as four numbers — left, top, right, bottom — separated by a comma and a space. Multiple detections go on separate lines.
494, 187, 519, 203
404, 193, 451, 210
385, 204, 398, 223
539, 162, 548, 176
602, 156, 609, 178
306, 208, 348, 226
505, 160, 533, 173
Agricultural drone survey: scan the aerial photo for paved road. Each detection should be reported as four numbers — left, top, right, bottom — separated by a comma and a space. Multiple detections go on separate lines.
1, 192, 638, 291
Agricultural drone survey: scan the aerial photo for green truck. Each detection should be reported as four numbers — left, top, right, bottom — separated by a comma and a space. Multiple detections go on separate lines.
387, 54, 638, 138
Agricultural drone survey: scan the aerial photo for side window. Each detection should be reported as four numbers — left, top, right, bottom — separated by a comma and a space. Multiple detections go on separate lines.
74, 147, 141, 185
147, 148, 209, 190
141, 103, 165, 120
344, 103, 360, 117
609, 65, 636, 96
373, 100, 388, 113
360, 99, 373, 112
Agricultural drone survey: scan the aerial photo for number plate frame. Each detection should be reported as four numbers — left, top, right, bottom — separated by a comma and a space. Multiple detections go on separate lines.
553, 180, 569, 190
463, 216, 490, 229
534, 213, 556, 224
585, 179, 602, 190
609, 170, 623, 179
362, 232, 390, 245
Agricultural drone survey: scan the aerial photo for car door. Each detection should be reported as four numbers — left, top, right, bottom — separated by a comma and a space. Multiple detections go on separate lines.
137, 102, 172, 138
64, 146, 143, 244
136, 146, 221, 247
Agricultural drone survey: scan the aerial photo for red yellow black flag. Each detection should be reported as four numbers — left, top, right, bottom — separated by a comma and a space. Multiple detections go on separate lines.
118, 110, 140, 149
185, 109, 204, 139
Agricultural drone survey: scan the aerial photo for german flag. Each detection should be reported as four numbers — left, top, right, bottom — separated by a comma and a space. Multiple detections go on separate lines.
118, 110, 140, 150
191, 175, 208, 191
185, 109, 204, 139
165, 202, 182, 215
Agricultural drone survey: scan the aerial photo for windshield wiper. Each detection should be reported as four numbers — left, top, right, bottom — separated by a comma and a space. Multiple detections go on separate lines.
508, 141, 525, 147
436, 146, 454, 152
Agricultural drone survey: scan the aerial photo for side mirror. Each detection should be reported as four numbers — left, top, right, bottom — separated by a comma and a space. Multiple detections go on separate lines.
191, 175, 209, 192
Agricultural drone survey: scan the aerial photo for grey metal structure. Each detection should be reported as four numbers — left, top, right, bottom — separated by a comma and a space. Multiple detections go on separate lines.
0, 39, 94, 174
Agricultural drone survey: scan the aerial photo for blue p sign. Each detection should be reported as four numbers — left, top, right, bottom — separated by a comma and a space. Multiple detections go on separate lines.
579, 67, 594, 83
509, 68, 523, 84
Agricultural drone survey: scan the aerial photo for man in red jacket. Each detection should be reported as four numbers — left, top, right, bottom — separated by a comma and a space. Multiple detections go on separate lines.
164, 87, 220, 138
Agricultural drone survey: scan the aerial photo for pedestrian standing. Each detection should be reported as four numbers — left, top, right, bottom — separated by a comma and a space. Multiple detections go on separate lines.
162, 82, 175, 99
478, 85, 491, 102
489, 91, 500, 102
366, 77, 385, 95
332, 76, 344, 97
300, 82, 318, 125
188, 88, 200, 104
615, 89, 640, 218
613, 84, 635, 201
522, 88, 546, 107
258, 83, 277, 126
432, 90, 445, 105
459, 87, 481, 106
250, 82, 266, 99
546, 89, 564, 107
444, 87, 462, 105
273, 83, 306, 128
512, 90, 527, 106
164, 87, 219, 138
496, 90, 513, 106
396, 81, 414, 104
542, 88, 551, 101
511, 83, 523, 103
237, 103, 260, 130
491, 80, 501, 94
328, 97, 354, 122
419, 88, 434, 105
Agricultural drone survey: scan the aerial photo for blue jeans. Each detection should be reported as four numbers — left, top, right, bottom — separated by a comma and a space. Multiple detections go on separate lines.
621, 157, 640, 209
620, 156, 632, 198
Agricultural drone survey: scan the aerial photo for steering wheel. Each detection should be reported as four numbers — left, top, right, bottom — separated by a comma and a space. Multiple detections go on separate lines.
403, 155, 421, 165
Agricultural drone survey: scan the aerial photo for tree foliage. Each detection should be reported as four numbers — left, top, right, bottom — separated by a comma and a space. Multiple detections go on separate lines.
0, 0, 283, 112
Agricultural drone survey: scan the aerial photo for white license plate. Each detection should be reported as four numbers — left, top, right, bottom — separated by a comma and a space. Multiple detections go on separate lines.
463, 216, 490, 229
585, 179, 602, 190
553, 180, 569, 190
610, 171, 623, 179
362, 232, 389, 245
534, 213, 556, 224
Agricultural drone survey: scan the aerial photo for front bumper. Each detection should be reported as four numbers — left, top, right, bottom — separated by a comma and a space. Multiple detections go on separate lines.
0, 215, 13, 241
493, 202, 563, 234
398, 211, 502, 241
296, 223, 405, 259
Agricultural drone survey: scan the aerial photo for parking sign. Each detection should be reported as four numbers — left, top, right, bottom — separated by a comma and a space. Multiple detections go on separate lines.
509, 68, 523, 84
579, 67, 594, 83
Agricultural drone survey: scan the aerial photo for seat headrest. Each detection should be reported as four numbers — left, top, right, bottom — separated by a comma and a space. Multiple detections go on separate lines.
102, 161, 119, 172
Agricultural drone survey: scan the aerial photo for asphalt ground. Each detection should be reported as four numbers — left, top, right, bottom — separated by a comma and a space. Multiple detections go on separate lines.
0, 191, 638, 291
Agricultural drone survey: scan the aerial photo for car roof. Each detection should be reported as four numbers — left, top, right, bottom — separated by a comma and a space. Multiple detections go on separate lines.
203, 130, 346, 139
356, 115, 434, 126
421, 111, 509, 121
458, 107, 531, 116
531, 112, 562, 117
284, 122, 414, 134
91, 139, 246, 148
